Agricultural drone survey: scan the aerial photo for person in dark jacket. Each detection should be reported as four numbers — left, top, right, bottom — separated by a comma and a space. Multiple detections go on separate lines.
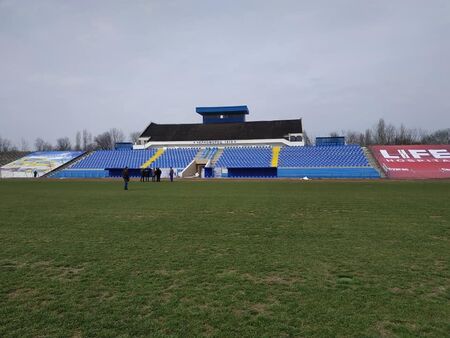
151, 167, 156, 182
148, 168, 153, 182
155, 168, 162, 182
169, 167, 175, 182
140, 168, 145, 182
122, 167, 130, 190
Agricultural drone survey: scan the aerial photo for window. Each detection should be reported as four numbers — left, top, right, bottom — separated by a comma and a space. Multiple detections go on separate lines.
289, 134, 303, 142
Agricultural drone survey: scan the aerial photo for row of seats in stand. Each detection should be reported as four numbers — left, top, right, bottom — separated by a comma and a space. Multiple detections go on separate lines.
66, 145, 371, 171
71, 149, 156, 169
215, 146, 272, 168
278, 145, 369, 167
212, 145, 370, 169
151, 148, 199, 169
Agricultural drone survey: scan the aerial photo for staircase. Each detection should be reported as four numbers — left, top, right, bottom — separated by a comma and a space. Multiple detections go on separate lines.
271, 146, 280, 167
210, 148, 224, 166
194, 148, 208, 165
141, 148, 164, 168
362, 147, 386, 178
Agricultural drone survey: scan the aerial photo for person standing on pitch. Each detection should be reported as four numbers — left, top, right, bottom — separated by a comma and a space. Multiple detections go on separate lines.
148, 168, 153, 182
140, 168, 145, 182
155, 168, 162, 182
169, 167, 174, 182
122, 166, 130, 190
151, 167, 156, 182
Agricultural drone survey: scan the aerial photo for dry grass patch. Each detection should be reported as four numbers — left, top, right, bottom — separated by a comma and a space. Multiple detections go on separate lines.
7, 287, 36, 300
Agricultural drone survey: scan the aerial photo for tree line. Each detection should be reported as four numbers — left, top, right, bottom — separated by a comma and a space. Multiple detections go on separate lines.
0, 129, 141, 152
304, 119, 449, 146
0, 119, 449, 152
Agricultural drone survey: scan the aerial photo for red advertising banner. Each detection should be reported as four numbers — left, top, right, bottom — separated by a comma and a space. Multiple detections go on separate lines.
370, 145, 450, 179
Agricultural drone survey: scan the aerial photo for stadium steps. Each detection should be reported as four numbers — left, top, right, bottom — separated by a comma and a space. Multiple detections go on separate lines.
210, 148, 224, 166
45, 151, 91, 178
362, 147, 386, 178
194, 148, 208, 165
180, 159, 197, 178
271, 146, 280, 167
141, 148, 165, 168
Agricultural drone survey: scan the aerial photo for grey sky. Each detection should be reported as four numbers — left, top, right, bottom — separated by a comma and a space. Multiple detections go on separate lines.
1, 0, 449, 147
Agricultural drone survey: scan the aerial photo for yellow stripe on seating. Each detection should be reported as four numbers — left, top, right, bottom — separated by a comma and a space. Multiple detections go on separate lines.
271, 146, 280, 167
141, 148, 165, 168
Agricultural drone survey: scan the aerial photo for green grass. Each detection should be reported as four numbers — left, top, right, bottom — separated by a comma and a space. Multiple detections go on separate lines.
0, 179, 449, 337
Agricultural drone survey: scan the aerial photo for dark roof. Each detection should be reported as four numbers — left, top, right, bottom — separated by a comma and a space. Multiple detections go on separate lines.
140, 119, 302, 141
196, 106, 249, 115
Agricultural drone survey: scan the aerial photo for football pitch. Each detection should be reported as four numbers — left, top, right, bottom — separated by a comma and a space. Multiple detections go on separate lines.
0, 179, 449, 337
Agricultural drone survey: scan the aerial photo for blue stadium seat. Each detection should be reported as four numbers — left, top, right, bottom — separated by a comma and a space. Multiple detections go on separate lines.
215, 146, 272, 168
278, 145, 370, 168
70, 149, 157, 169
149, 148, 199, 169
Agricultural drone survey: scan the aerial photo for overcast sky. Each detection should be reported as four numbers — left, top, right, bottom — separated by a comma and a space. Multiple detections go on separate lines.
1, 0, 449, 148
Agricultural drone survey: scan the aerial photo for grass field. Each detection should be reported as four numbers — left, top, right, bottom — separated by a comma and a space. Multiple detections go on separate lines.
0, 179, 449, 337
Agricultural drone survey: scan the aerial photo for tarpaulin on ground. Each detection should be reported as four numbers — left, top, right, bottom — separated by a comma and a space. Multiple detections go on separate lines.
0, 151, 84, 178
370, 145, 450, 179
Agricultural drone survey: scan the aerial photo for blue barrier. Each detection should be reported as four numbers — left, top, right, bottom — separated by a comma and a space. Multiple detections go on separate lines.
227, 167, 277, 178
277, 167, 380, 179
52, 169, 108, 178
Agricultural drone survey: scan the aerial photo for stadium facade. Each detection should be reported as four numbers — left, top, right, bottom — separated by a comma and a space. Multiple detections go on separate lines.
135, 106, 304, 148
1, 106, 449, 179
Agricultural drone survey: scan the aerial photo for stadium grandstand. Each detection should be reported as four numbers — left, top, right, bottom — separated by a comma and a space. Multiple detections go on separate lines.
1, 105, 449, 180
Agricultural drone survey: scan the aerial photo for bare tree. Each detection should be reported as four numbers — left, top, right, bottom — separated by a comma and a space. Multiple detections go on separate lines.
322, 118, 448, 145
129, 131, 141, 144
363, 129, 373, 146
75, 131, 81, 151
0, 136, 16, 152
373, 118, 387, 144
56, 137, 72, 151
372, 118, 397, 145
421, 128, 450, 144
357, 132, 365, 145
94, 128, 125, 150
35, 138, 44, 151
410, 128, 422, 144
94, 131, 113, 150
344, 130, 361, 145
110, 128, 125, 145
82, 129, 93, 151
385, 123, 397, 145
41, 140, 53, 151
394, 124, 419, 144
35, 138, 53, 151
20, 138, 30, 151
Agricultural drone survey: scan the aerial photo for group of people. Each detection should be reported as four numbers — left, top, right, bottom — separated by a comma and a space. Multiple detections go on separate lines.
122, 166, 175, 190
140, 167, 162, 182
